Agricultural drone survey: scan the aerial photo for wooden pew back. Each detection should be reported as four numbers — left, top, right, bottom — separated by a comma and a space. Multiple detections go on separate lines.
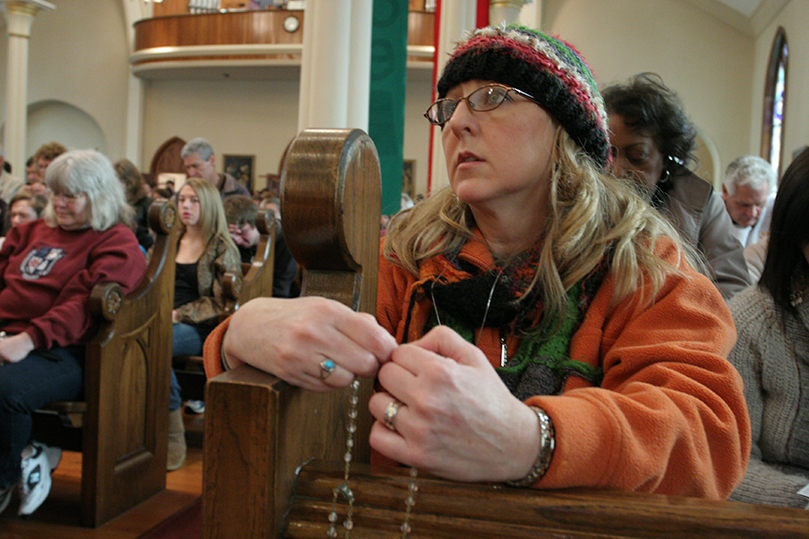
203, 128, 381, 539
33, 200, 178, 527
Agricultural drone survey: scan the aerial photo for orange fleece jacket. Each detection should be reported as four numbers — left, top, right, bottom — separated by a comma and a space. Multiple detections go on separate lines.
375, 232, 750, 500
205, 234, 750, 499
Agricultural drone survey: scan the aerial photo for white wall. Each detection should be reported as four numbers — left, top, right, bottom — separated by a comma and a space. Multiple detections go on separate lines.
539, 0, 755, 184
0, 0, 130, 164
142, 77, 301, 189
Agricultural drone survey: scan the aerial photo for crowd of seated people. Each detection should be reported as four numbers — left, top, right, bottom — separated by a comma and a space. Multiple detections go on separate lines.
727, 147, 809, 509
3, 28, 808, 526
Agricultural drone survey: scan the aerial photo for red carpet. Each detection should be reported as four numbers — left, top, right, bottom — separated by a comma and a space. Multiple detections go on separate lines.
137, 497, 202, 539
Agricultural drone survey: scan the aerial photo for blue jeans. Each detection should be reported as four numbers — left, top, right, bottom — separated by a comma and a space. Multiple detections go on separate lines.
0, 345, 83, 490
170, 323, 211, 411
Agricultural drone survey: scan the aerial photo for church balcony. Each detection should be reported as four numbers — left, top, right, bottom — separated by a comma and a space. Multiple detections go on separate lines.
131, 8, 435, 80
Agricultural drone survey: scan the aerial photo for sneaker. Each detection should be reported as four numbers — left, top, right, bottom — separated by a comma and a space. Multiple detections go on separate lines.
18, 443, 53, 516
184, 400, 205, 414
0, 483, 13, 516
29, 440, 62, 472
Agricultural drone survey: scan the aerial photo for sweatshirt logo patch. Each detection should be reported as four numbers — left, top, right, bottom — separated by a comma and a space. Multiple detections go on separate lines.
21, 246, 67, 280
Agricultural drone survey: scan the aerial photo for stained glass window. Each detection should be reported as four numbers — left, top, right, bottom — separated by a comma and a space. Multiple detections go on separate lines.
761, 27, 788, 185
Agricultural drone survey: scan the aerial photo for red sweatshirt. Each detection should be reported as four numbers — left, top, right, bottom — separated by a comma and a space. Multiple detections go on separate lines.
0, 219, 145, 349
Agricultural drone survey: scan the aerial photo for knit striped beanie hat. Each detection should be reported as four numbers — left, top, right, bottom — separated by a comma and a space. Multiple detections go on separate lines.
437, 25, 610, 169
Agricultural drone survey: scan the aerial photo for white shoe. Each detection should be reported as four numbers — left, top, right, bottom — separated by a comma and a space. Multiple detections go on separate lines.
23, 441, 61, 471
18, 442, 53, 516
184, 400, 205, 414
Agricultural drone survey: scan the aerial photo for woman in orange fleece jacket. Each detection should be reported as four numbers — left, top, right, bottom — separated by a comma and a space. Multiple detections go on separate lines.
204, 25, 749, 499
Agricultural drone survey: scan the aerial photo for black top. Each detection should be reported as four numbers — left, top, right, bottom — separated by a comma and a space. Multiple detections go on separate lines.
174, 261, 200, 309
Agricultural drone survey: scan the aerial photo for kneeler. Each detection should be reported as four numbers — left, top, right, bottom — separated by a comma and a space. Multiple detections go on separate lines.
202, 130, 809, 539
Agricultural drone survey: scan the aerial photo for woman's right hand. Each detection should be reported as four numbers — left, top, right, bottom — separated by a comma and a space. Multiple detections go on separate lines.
222, 297, 398, 392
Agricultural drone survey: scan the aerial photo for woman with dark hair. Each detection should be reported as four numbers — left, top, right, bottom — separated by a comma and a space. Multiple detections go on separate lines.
603, 73, 751, 300
727, 147, 809, 508
114, 158, 154, 252
0, 150, 145, 516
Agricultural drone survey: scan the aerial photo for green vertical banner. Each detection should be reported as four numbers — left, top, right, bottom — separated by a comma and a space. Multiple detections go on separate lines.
369, 0, 408, 216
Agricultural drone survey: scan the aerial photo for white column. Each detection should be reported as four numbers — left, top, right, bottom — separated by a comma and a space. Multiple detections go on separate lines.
1, 0, 54, 175
299, 0, 372, 132
346, 0, 373, 131
518, 0, 541, 29
489, 0, 529, 27
429, 0, 475, 192
125, 74, 144, 164
121, 0, 151, 165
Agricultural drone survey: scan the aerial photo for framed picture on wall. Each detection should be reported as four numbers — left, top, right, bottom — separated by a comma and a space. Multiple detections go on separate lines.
223, 154, 255, 193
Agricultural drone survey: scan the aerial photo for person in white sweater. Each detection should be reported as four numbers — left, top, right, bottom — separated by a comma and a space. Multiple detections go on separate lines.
728, 147, 809, 509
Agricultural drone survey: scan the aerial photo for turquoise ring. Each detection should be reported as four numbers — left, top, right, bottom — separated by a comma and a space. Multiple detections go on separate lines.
319, 359, 336, 380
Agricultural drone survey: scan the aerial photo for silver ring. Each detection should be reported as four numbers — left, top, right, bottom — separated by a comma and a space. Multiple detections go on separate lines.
382, 399, 403, 431
319, 359, 336, 380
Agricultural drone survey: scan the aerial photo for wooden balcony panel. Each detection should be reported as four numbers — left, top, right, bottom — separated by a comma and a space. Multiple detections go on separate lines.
131, 9, 435, 79
134, 11, 304, 51
407, 11, 434, 63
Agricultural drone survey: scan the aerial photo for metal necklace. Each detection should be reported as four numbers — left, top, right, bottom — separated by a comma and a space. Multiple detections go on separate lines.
431, 262, 509, 365
327, 382, 419, 538
327, 256, 508, 537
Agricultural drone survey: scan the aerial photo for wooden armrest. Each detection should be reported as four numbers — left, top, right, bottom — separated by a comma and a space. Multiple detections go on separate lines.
288, 460, 809, 539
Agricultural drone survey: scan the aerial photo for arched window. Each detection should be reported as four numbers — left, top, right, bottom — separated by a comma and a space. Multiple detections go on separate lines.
761, 27, 788, 183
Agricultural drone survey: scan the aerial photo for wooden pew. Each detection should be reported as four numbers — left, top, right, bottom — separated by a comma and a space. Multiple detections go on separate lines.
204, 128, 380, 538
202, 129, 809, 539
286, 460, 809, 539
32, 200, 178, 527
173, 208, 277, 401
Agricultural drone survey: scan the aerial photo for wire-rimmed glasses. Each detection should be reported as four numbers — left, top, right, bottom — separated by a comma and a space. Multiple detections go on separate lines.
424, 84, 539, 127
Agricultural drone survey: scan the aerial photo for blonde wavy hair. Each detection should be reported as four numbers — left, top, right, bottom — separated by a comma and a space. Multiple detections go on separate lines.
177, 177, 238, 253
384, 126, 697, 330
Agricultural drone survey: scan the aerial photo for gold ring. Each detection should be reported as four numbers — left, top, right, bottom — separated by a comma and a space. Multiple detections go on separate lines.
382, 399, 403, 431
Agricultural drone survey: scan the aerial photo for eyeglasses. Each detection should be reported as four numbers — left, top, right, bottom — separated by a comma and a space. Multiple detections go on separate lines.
51, 191, 84, 204
424, 84, 539, 127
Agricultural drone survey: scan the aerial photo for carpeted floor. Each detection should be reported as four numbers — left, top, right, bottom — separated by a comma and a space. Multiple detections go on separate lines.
137, 497, 202, 539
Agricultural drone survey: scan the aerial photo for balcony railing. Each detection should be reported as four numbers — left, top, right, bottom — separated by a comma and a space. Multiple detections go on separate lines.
131, 8, 434, 79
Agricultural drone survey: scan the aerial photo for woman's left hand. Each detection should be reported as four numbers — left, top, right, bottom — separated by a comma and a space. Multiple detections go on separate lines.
368, 325, 541, 483
0, 332, 35, 364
